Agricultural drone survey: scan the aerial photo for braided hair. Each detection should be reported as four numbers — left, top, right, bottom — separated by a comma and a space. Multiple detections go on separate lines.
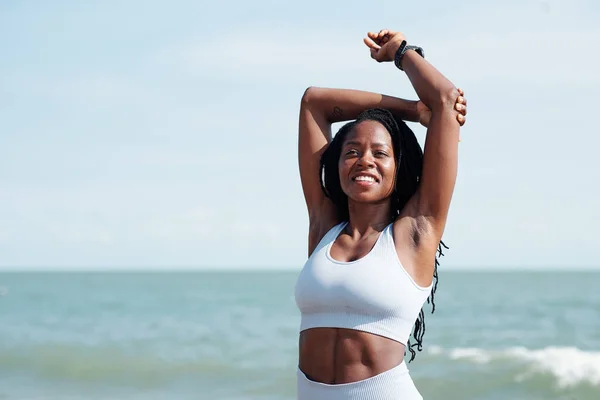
319, 108, 447, 362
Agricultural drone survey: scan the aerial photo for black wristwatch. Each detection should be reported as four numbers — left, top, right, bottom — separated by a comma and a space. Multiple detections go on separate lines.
394, 40, 425, 71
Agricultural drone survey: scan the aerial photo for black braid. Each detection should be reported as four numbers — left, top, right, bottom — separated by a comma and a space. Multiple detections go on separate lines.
319, 108, 446, 362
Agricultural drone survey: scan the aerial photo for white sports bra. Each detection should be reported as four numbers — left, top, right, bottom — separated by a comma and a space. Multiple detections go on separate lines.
294, 221, 432, 345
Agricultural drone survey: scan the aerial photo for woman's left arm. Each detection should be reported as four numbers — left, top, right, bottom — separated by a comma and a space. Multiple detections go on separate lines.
365, 30, 466, 238
403, 50, 464, 237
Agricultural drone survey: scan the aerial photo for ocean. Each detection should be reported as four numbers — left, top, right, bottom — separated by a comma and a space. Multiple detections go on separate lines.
0, 270, 598, 400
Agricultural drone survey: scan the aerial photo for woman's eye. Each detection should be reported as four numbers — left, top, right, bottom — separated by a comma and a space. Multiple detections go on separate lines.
346, 150, 358, 156
375, 151, 387, 157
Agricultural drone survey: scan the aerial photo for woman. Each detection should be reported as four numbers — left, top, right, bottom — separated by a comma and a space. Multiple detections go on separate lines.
294, 29, 467, 399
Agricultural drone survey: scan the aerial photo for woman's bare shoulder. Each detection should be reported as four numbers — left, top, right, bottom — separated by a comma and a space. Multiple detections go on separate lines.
307, 200, 340, 256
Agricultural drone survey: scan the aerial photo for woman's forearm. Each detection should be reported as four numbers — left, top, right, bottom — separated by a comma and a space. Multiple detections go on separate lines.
401, 51, 458, 111
302, 87, 419, 124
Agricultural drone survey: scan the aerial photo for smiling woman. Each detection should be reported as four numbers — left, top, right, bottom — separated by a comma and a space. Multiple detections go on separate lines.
293, 29, 467, 399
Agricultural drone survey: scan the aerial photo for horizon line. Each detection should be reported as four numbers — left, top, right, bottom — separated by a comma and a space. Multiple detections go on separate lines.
1, 265, 599, 273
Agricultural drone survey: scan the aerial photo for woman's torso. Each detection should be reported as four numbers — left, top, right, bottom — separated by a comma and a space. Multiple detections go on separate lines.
295, 218, 436, 384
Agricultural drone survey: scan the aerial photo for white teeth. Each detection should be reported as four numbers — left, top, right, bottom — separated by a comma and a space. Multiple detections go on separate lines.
355, 176, 375, 182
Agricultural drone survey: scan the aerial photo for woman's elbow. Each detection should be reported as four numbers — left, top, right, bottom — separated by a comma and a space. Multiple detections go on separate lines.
301, 86, 321, 106
431, 86, 460, 111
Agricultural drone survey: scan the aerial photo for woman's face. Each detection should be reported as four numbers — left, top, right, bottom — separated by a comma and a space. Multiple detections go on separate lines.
338, 120, 397, 205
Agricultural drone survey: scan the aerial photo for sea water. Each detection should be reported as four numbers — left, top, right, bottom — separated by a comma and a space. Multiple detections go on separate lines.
0, 270, 598, 399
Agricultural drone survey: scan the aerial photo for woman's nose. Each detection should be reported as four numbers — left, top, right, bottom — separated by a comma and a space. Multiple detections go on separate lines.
357, 153, 375, 167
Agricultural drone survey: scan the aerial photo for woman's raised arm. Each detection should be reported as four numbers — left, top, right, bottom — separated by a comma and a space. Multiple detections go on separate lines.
365, 30, 465, 238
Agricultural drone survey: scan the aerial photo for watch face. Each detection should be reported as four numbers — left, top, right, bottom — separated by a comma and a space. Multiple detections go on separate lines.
408, 46, 424, 58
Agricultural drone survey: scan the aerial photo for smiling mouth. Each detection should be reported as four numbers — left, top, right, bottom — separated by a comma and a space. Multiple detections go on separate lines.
352, 175, 379, 184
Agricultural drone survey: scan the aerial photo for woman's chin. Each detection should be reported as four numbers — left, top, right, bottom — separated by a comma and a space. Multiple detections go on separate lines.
346, 191, 390, 205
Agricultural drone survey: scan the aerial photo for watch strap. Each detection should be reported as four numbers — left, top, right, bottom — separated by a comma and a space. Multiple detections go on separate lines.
394, 42, 425, 71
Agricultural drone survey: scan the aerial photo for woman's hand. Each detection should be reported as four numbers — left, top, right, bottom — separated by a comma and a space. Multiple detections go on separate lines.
363, 29, 406, 62
417, 88, 468, 127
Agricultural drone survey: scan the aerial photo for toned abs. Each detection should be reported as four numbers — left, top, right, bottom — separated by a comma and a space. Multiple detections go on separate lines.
299, 327, 406, 384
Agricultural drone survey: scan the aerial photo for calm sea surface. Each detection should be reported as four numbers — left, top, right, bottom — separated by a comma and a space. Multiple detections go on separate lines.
0, 270, 599, 399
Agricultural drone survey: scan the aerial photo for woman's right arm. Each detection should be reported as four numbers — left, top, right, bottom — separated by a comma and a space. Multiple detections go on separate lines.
299, 87, 421, 253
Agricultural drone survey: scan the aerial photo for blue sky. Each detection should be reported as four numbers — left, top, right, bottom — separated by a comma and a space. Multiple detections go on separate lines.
1, 0, 599, 270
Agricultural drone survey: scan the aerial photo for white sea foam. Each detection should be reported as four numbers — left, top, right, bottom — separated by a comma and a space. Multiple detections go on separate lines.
429, 346, 600, 388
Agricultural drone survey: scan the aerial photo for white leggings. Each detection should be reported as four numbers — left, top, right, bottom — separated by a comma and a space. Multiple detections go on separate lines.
297, 361, 423, 400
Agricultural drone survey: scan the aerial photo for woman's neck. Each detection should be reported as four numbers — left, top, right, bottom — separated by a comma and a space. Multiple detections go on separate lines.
346, 200, 392, 236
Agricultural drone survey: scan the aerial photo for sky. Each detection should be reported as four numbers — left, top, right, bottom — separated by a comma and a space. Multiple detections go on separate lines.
1, 0, 599, 270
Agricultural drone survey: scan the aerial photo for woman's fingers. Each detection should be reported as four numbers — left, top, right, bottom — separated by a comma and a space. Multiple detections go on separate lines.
368, 30, 393, 46
455, 98, 467, 115
378, 29, 389, 38
364, 36, 384, 61
363, 36, 381, 50
370, 47, 380, 61
457, 88, 467, 106
455, 90, 467, 127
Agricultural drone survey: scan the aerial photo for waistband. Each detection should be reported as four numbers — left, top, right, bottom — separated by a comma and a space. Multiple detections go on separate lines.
296, 361, 423, 400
